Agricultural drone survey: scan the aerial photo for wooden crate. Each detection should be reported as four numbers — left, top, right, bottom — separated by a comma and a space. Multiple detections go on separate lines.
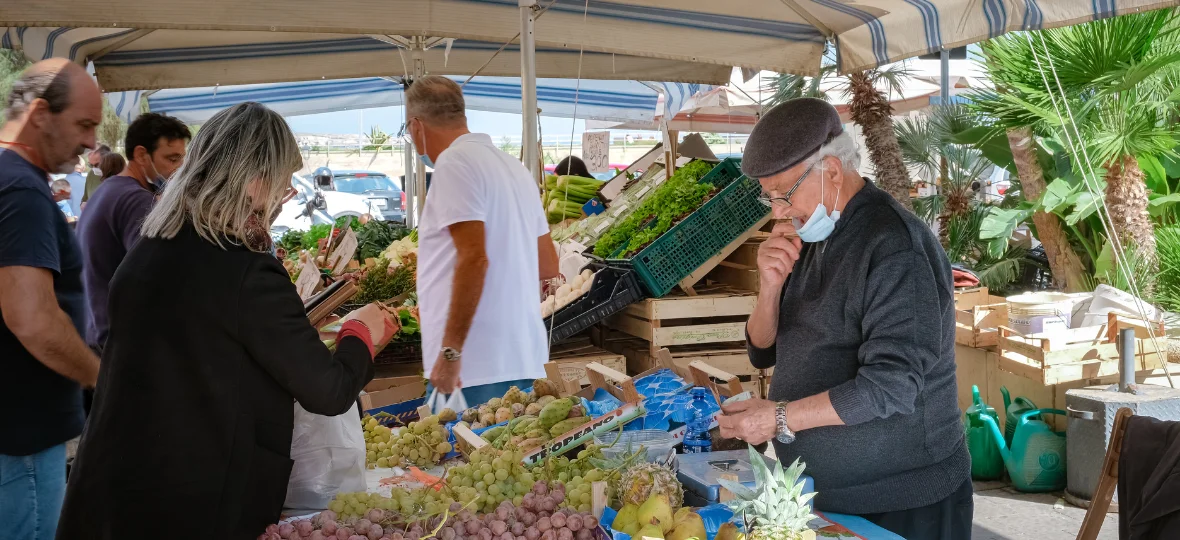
997, 313, 1167, 386
606, 286, 756, 356
606, 337, 765, 397
955, 343, 1125, 432
546, 340, 627, 394
954, 287, 1008, 348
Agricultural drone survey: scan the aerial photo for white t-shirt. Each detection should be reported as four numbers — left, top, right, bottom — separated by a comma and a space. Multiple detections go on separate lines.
418, 133, 549, 388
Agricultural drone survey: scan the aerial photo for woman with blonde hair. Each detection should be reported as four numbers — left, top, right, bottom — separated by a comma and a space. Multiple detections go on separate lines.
57, 102, 396, 538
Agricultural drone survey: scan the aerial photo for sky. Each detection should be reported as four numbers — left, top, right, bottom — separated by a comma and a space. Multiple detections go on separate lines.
285, 106, 585, 139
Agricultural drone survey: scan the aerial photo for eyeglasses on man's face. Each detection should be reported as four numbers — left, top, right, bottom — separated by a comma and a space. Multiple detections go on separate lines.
757, 160, 817, 208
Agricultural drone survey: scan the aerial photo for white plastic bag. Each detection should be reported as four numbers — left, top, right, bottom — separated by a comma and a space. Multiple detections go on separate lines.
284, 402, 367, 513
428, 389, 468, 415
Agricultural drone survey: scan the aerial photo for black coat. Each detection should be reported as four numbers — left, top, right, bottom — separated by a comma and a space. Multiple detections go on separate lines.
57, 224, 374, 539
1119, 415, 1180, 540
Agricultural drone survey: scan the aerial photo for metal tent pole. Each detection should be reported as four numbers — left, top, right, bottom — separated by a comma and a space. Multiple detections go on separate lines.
412, 37, 428, 223
520, 0, 541, 183
940, 48, 950, 104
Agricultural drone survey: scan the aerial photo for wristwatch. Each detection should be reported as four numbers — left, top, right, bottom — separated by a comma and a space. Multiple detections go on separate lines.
441, 347, 461, 362
775, 402, 796, 444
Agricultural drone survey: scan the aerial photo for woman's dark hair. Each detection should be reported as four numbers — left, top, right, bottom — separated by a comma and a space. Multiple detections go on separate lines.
555, 156, 592, 178
99, 152, 126, 179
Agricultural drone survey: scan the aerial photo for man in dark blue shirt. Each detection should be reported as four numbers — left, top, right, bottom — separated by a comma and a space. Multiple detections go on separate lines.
0, 58, 102, 540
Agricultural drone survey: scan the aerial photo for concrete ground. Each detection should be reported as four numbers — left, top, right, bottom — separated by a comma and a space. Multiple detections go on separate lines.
972, 480, 1116, 540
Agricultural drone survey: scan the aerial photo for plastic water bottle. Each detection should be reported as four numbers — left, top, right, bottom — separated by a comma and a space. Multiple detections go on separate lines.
682, 387, 713, 453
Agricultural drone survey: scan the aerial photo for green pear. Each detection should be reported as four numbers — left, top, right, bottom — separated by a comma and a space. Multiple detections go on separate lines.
616, 503, 640, 530
621, 521, 642, 537
666, 513, 706, 540
715, 523, 743, 540
638, 494, 675, 534
636, 524, 666, 540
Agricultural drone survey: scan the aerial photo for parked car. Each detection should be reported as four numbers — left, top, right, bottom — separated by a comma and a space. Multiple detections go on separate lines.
270, 173, 385, 235
543, 163, 632, 181
330, 170, 406, 223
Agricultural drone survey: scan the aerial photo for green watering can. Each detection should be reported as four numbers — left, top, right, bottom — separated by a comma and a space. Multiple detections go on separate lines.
964, 385, 1004, 481
1000, 386, 1040, 445
980, 408, 1067, 492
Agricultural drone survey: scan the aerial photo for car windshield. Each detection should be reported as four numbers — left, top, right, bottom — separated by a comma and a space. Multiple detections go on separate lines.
334, 174, 398, 193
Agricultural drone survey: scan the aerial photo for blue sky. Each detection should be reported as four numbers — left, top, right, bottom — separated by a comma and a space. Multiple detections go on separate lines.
285, 106, 585, 139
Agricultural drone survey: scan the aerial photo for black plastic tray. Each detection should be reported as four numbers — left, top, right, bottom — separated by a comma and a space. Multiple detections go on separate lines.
543, 260, 645, 343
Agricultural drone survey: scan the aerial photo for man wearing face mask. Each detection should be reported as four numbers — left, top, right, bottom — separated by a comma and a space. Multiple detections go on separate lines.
80, 143, 110, 205
77, 113, 190, 361
405, 75, 559, 405
716, 98, 969, 540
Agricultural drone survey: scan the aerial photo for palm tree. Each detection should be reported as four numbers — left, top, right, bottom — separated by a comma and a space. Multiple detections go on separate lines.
897, 107, 993, 246
972, 26, 1112, 291
977, 9, 1180, 278
763, 56, 914, 211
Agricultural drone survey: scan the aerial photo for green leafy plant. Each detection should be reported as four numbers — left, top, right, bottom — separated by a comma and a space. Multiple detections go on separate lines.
354, 254, 417, 304
593, 160, 715, 258
355, 220, 412, 262
277, 229, 306, 256
301, 223, 333, 252
1155, 226, 1180, 311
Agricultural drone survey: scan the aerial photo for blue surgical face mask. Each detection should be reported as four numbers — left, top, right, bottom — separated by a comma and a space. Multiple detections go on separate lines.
792, 163, 842, 243
413, 120, 434, 168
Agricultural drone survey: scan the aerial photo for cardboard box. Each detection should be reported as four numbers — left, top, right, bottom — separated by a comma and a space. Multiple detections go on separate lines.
359, 376, 426, 412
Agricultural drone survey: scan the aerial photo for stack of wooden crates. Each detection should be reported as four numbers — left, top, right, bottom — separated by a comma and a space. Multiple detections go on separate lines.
953, 287, 1167, 430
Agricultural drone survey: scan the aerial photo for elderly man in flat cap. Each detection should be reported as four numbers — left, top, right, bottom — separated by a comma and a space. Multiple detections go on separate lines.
717, 98, 971, 539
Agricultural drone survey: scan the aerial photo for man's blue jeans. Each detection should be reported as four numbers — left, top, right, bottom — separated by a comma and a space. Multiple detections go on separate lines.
0, 443, 67, 540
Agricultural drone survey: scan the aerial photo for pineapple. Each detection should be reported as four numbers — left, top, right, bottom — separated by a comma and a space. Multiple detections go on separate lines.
616, 461, 684, 508
718, 446, 817, 540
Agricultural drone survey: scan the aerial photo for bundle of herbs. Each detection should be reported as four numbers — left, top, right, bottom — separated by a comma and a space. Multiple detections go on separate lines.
353, 252, 418, 304
593, 160, 715, 258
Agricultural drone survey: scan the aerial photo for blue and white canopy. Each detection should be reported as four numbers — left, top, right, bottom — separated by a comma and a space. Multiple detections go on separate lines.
3, 0, 1175, 79
144, 76, 703, 125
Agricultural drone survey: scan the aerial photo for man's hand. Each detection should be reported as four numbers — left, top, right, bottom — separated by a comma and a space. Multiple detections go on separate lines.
717, 398, 778, 445
430, 354, 462, 394
757, 221, 803, 292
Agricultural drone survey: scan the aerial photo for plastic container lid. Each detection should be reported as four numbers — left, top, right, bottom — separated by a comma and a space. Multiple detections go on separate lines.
594, 429, 678, 462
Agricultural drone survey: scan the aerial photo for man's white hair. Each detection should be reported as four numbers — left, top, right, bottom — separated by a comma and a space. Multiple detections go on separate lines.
800, 131, 861, 172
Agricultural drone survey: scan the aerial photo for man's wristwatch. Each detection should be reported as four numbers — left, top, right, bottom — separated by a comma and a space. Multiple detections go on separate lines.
441, 347, 462, 362
775, 402, 796, 444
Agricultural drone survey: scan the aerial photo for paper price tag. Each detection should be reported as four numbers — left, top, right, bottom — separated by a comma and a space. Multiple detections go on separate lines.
326, 228, 359, 275
594, 220, 612, 233
295, 259, 321, 300
635, 185, 652, 198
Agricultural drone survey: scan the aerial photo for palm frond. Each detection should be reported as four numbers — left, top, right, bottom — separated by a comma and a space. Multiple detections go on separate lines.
912, 194, 945, 223
894, 116, 941, 181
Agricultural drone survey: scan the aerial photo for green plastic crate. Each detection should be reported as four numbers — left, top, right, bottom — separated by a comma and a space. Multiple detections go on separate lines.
608, 158, 768, 297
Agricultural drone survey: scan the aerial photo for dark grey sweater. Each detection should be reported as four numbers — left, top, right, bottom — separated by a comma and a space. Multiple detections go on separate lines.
748, 181, 969, 515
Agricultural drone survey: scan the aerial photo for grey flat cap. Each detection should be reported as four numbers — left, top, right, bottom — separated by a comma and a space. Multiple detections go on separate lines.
741, 97, 844, 179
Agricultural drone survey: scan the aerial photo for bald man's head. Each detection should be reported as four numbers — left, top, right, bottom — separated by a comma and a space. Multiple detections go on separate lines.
3, 58, 102, 173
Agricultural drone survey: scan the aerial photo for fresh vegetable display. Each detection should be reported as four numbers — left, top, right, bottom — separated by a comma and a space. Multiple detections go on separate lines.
540, 269, 595, 318
457, 379, 563, 431
357, 220, 413, 262
349, 253, 417, 304
593, 160, 715, 258
543, 175, 602, 224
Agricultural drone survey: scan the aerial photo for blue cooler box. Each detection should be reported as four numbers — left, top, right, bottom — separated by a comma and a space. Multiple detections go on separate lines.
676, 450, 815, 506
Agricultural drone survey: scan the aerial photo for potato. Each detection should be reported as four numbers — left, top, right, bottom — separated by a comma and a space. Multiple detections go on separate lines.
580, 278, 593, 293
570, 275, 584, 289
557, 284, 572, 297
581, 269, 593, 281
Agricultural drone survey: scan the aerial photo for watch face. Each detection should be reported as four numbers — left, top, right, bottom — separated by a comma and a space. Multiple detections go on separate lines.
442, 348, 460, 361
775, 432, 796, 444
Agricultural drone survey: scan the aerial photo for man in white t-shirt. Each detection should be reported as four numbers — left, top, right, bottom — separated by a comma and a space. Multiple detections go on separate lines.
406, 75, 560, 405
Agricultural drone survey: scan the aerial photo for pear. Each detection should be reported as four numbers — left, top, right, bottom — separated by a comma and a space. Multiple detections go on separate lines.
636, 524, 666, 540
621, 521, 642, 537
638, 494, 675, 534
665, 513, 706, 540
672, 508, 692, 525
715, 523, 742, 540
616, 503, 640, 530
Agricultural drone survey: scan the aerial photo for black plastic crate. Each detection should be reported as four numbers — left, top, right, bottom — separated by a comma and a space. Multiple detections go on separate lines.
373, 340, 423, 366
543, 261, 645, 343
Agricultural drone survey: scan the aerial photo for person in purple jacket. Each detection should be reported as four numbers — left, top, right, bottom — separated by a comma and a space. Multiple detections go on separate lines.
77, 112, 190, 358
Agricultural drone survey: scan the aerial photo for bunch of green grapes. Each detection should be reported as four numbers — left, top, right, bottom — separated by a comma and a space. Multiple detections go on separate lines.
531, 445, 606, 513
382, 414, 453, 469
445, 447, 536, 513
363, 415, 396, 467
328, 487, 456, 524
